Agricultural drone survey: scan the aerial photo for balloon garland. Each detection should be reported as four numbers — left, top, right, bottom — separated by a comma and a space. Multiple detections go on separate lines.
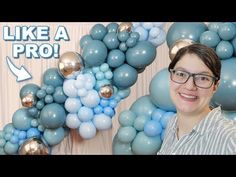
0, 22, 167, 155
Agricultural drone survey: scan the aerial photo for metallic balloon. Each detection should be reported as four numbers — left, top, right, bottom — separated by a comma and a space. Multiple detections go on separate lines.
99, 85, 114, 99
169, 39, 195, 60
58, 51, 84, 79
18, 137, 49, 155
21, 93, 36, 107
118, 22, 133, 33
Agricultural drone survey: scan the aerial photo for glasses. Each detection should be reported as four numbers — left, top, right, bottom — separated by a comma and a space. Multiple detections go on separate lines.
169, 69, 218, 89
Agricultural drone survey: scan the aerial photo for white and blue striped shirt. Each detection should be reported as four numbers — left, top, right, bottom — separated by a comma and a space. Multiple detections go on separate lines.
158, 107, 236, 155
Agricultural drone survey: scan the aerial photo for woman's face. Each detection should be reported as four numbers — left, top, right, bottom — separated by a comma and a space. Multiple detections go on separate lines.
170, 53, 219, 116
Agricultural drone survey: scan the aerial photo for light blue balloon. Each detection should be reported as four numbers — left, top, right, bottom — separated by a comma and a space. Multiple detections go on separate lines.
0, 138, 6, 147
208, 22, 223, 33
40, 103, 66, 129
78, 106, 94, 122
112, 134, 134, 155
80, 89, 100, 108
144, 120, 162, 137
4, 141, 19, 155
117, 126, 136, 143
82, 40, 108, 67
160, 112, 176, 129
149, 68, 176, 112
131, 132, 162, 155
106, 22, 119, 33
12, 108, 32, 131
103, 106, 115, 117
103, 32, 120, 50
134, 26, 148, 41
166, 22, 207, 47
216, 41, 233, 59
126, 41, 156, 68
200, 31, 220, 48
53, 86, 67, 103
63, 79, 78, 98
211, 58, 236, 110
118, 110, 136, 126
80, 35, 93, 49
142, 22, 154, 30
151, 108, 166, 121
95, 79, 111, 90
107, 49, 125, 68
43, 68, 64, 87
3, 123, 15, 134
43, 127, 65, 146
93, 113, 112, 130
112, 64, 138, 89
65, 98, 82, 113
26, 128, 41, 138
20, 83, 40, 99
78, 121, 96, 139
218, 22, 236, 41
66, 113, 81, 129
148, 30, 166, 47
149, 27, 161, 38
133, 115, 151, 131
90, 24, 108, 40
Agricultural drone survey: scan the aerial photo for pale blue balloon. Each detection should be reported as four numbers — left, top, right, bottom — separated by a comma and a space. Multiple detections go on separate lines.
117, 126, 136, 143
131, 132, 162, 154
4, 141, 19, 154
104, 71, 113, 80
208, 22, 223, 33
100, 63, 109, 72
20, 83, 40, 99
151, 108, 166, 121
148, 30, 166, 47
65, 98, 82, 113
26, 128, 41, 138
80, 89, 100, 108
103, 32, 120, 50
78, 106, 94, 122
53, 86, 67, 104
43, 68, 64, 87
3, 123, 15, 134
63, 79, 78, 97
66, 113, 81, 129
149, 68, 176, 112
107, 49, 125, 68
126, 41, 156, 68
216, 41, 233, 59
149, 27, 161, 38
82, 40, 108, 67
40, 103, 66, 129
43, 127, 65, 146
134, 26, 148, 41
0, 138, 6, 148
118, 110, 136, 127
95, 79, 111, 90
112, 134, 134, 155
80, 35, 93, 49
200, 31, 220, 48
12, 108, 32, 131
133, 115, 151, 131
144, 120, 162, 137
103, 107, 115, 117
142, 22, 154, 30
90, 24, 107, 40
160, 112, 176, 129
112, 64, 138, 89
130, 95, 157, 117
218, 22, 236, 41
106, 22, 119, 33
93, 113, 112, 130
78, 121, 96, 139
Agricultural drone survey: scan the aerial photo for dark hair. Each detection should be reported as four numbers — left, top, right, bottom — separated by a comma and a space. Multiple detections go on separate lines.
168, 43, 221, 83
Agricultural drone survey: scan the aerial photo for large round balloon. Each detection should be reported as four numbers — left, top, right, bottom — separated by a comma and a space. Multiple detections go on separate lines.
43, 68, 64, 87
166, 22, 207, 48
149, 68, 176, 111
211, 58, 236, 110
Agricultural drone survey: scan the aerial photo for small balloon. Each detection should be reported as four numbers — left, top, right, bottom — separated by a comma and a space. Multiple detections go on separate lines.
58, 51, 84, 79
169, 39, 195, 60
21, 93, 36, 107
99, 85, 114, 99
118, 22, 133, 33
18, 137, 49, 155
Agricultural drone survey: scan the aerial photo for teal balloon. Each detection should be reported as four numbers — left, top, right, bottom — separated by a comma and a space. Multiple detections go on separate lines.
117, 126, 137, 143
218, 22, 236, 41
43, 68, 64, 87
43, 127, 65, 146
208, 22, 223, 33
4, 141, 19, 155
82, 40, 108, 67
112, 134, 134, 155
12, 108, 32, 130
107, 49, 125, 68
103, 32, 120, 50
166, 22, 207, 47
53, 86, 67, 104
230, 35, 236, 56
126, 41, 156, 68
117, 31, 129, 42
211, 58, 236, 110
216, 41, 233, 59
133, 115, 151, 131
90, 24, 108, 40
106, 22, 119, 33
149, 68, 176, 112
118, 110, 136, 127
80, 35, 93, 49
200, 31, 220, 48
130, 95, 157, 117
131, 132, 162, 155
40, 103, 66, 129
20, 83, 40, 99
112, 64, 138, 89
3, 123, 15, 134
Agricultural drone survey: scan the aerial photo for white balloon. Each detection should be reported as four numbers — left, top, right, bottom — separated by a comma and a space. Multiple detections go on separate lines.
80, 89, 100, 108
93, 113, 112, 130
63, 79, 78, 97
142, 22, 154, 30
66, 114, 81, 129
77, 88, 88, 97
65, 98, 82, 113
78, 122, 96, 139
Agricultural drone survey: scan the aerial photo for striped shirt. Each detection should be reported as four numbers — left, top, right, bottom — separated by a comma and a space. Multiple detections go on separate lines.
157, 107, 236, 155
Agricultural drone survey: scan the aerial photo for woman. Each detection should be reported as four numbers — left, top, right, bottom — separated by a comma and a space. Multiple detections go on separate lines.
158, 43, 236, 155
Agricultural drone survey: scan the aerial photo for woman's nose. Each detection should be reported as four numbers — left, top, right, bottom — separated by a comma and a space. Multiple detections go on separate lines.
184, 76, 197, 90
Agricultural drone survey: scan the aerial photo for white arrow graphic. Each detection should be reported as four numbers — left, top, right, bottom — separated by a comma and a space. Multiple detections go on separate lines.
6, 56, 32, 82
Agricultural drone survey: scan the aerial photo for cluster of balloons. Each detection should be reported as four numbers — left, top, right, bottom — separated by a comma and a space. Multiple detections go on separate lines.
0, 22, 167, 155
